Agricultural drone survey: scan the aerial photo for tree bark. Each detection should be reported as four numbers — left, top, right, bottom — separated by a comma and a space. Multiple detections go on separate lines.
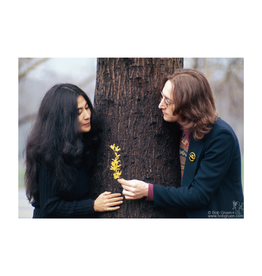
90, 58, 186, 218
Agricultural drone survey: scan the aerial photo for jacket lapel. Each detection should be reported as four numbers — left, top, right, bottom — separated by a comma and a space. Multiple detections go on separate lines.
181, 137, 205, 187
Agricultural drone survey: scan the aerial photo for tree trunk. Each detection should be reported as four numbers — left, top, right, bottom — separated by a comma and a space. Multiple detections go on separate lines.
90, 58, 186, 218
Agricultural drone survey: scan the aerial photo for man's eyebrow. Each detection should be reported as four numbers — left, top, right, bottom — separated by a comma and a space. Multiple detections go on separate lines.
162, 91, 171, 100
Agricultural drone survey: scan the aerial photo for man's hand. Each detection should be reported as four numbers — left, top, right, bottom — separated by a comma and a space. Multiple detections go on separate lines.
117, 178, 149, 200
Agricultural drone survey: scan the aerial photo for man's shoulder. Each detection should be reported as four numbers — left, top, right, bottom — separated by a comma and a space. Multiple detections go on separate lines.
206, 117, 237, 141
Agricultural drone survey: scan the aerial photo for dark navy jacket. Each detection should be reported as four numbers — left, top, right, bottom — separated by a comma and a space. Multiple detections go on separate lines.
153, 118, 244, 218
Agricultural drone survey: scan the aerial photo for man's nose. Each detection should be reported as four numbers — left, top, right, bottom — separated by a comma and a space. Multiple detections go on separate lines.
158, 98, 165, 109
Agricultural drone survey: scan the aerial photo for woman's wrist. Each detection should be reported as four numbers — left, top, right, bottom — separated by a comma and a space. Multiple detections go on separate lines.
93, 199, 98, 212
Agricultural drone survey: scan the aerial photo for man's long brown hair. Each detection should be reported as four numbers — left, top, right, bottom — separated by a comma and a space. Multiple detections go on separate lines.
159, 69, 217, 140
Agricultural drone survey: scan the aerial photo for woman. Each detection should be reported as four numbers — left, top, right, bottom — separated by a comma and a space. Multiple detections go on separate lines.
25, 83, 123, 218
118, 69, 244, 218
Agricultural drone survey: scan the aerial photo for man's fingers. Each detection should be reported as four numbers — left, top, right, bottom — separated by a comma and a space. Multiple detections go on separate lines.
122, 189, 136, 199
123, 194, 135, 200
118, 179, 139, 191
122, 189, 133, 196
118, 178, 132, 187
121, 184, 134, 192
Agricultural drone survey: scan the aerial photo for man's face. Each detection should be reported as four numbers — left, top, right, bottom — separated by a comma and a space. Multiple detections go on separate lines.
158, 80, 180, 123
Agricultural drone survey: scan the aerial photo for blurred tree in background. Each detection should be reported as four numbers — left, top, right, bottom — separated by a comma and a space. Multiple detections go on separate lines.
184, 58, 243, 154
19, 58, 49, 80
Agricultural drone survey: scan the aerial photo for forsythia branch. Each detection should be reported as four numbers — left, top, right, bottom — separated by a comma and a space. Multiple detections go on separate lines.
110, 144, 122, 179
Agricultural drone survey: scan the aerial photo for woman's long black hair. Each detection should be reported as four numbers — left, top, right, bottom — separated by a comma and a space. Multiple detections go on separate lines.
25, 84, 101, 204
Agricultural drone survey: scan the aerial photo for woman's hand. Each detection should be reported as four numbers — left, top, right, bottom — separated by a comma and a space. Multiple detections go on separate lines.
94, 191, 123, 212
117, 178, 148, 200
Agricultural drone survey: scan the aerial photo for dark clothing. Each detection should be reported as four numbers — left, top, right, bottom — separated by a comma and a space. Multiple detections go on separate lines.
153, 118, 244, 218
32, 163, 95, 218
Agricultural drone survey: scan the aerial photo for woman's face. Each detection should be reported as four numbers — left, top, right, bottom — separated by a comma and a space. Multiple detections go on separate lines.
77, 95, 91, 132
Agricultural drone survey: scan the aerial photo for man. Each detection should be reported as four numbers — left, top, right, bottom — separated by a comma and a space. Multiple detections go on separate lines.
118, 69, 244, 218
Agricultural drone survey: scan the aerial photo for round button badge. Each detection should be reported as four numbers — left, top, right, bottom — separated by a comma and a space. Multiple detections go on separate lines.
189, 152, 196, 162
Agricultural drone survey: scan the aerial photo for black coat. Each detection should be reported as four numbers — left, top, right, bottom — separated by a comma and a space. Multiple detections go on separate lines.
33, 163, 95, 218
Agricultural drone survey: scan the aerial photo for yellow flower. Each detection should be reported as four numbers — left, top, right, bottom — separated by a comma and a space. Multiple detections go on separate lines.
110, 144, 122, 180
113, 171, 122, 179
110, 160, 121, 171
114, 146, 121, 152
110, 144, 116, 151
